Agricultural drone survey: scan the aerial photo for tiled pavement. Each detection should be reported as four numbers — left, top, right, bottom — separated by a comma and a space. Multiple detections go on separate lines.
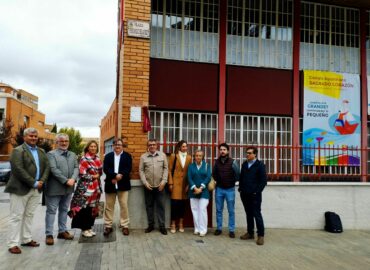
1, 185, 370, 270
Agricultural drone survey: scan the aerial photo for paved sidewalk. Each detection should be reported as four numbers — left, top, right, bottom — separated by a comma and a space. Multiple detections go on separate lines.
0, 185, 370, 270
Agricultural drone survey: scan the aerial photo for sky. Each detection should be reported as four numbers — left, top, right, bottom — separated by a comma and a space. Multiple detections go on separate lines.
0, 0, 117, 137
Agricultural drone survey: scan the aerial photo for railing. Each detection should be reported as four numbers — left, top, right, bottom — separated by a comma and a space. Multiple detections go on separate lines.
158, 139, 368, 182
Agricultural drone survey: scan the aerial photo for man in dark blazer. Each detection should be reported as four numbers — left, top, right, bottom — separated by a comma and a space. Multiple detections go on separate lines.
103, 138, 132, 236
5, 127, 50, 254
239, 146, 267, 246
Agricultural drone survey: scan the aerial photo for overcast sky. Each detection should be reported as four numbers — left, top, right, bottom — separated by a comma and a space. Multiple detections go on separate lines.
0, 0, 117, 137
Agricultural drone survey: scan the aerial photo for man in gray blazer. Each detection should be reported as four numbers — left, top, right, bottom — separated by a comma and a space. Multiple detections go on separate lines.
45, 133, 79, 245
5, 127, 50, 254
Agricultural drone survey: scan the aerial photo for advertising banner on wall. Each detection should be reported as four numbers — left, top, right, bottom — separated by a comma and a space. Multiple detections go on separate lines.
303, 70, 361, 166
368, 76, 370, 115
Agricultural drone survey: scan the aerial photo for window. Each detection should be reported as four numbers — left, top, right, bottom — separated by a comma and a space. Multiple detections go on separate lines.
23, 116, 30, 127
149, 110, 218, 164
227, 0, 293, 69
300, 2, 360, 73
104, 137, 115, 155
225, 114, 292, 174
151, 0, 219, 63
0, 109, 4, 121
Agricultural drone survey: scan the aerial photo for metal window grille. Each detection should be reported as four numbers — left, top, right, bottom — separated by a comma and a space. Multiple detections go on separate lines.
300, 2, 360, 74
225, 114, 292, 175
226, 0, 293, 69
151, 0, 219, 63
149, 110, 218, 164
367, 11, 370, 75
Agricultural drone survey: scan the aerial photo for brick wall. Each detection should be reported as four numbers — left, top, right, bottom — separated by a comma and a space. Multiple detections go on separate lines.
120, 0, 151, 179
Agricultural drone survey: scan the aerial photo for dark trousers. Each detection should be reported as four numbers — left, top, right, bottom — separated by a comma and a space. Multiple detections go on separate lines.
71, 206, 96, 231
240, 192, 265, 237
144, 187, 166, 228
171, 199, 186, 221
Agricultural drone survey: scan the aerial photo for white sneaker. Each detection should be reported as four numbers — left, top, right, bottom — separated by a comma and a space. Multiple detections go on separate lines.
199, 232, 207, 237
88, 229, 96, 236
82, 230, 93, 238
194, 231, 199, 235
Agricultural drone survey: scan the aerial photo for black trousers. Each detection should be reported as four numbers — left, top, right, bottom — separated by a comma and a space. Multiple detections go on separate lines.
144, 187, 166, 228
171, 199, 186, 221
240, 192, 265, 237
71, 206, 96, 231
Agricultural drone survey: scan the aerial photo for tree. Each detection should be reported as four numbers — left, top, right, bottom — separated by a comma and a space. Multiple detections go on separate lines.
0, 119, 14, 151
51, 123, 57, 133
12, 125, 26, 147
58, 127, 85, 154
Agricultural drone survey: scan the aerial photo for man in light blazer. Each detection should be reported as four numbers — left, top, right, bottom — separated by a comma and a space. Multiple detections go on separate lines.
45, 133, 79, 245
103, 138, 132, 236
5, 127, 50, 254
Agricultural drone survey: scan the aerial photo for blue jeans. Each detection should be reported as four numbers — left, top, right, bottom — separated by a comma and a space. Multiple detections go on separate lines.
45, 194, 72, 235
215, 187, 235, 232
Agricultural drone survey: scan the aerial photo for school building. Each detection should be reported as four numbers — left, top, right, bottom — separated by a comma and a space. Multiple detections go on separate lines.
100, 0, 370, 230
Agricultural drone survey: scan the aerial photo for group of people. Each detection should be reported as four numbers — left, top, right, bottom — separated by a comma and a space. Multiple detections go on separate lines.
5, 127, 267, 255
139, 139, 267, 246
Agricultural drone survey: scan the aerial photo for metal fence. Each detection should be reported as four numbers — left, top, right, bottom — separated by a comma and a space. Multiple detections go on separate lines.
159, 139, 367, 182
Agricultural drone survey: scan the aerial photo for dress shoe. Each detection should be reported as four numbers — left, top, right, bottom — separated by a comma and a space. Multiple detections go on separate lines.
229, 232, 235, 238
145, 226, 154, 233
57, 231, 74, 240
214, 229, 222, 236
88, 229, 96, 236
45, 235, 54, 245
103, 227, 113, 236
8, 246, 21, 254
256, 236, 264, 245
122, 227, 129, 236
159, 227, 167, 235
178, 224, 184, 233
21, 240, 40, 247
240, 233, 255, 240
82, 230, 93, 238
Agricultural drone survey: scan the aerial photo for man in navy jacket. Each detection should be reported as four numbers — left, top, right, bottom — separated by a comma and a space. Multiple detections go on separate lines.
239, 146, 267, 245
103, 138, 132, 236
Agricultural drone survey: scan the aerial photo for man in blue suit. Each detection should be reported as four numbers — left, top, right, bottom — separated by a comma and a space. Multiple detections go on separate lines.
103, 138, 132, 236
239, 146, 267, 246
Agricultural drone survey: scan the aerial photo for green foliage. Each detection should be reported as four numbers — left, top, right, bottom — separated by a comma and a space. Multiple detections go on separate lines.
0, 119, 14, 149
58, 127, 85, 154
12, 125, 26, 147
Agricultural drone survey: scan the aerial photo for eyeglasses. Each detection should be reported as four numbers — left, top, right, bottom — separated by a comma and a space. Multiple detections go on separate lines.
246, 152, 254, 155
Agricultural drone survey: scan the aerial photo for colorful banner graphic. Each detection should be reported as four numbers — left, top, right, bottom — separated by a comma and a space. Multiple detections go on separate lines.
303, 70, 361, 166
368, 75, 370, 115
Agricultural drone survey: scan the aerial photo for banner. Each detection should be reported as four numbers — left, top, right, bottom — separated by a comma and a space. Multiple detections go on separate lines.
303, 71, 360, 166
368, 75, 370, 115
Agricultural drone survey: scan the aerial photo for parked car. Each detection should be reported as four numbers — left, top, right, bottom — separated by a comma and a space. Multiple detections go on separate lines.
0, 161, 11, 184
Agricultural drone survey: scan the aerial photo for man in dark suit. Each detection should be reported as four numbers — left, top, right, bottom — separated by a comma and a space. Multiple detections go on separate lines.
103, 138, 132, 236
5, 127, 50, 254
239, 146, 267, 246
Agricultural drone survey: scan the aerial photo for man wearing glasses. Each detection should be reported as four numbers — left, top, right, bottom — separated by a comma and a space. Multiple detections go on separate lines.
103, 138, 132, 236
45, 133, 79, 245
239, 146, 267, 245
139, 139, 168, 235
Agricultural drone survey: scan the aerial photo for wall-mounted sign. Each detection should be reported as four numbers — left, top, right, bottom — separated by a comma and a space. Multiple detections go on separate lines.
127, 20, 150, 39
130, 107, 142, 122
